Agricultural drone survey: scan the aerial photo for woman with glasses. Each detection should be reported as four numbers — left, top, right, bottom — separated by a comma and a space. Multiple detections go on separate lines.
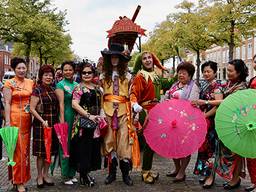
71, 62, 102, 187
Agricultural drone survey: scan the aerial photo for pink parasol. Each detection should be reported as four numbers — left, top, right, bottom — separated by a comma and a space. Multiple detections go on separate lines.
54, 122, 69, 158
143, 99, 207, 159
43, 127, 52, 164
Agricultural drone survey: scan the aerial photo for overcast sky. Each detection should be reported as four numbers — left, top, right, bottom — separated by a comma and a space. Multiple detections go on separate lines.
53, 0, 195, 62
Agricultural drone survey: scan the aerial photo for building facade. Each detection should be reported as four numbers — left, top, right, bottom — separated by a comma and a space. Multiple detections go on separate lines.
0, 42, 12, 81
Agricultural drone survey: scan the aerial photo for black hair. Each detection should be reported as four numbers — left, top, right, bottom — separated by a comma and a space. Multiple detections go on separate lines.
61, 61, 75, 71
80, 62, 96, 77
11, 57, 26, 70
177, 61, 195, 78
201, 61, 218, 73
228, 59, 248, 82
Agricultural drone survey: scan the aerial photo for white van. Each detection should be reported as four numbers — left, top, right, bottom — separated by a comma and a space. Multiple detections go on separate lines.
2, 71, 15, 84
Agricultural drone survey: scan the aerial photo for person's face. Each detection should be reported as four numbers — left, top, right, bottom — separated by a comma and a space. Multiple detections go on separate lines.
42, 72, 53, 85
178, 69, 191, 84
14, 63, 27, 79
253, 57, 256, 71
142, 53, 153, 71
62, 64, 74, 80
111, 55, 119, 67
203, 66, 216, 82
81, 67, 93, 83
227, 64, 239, 82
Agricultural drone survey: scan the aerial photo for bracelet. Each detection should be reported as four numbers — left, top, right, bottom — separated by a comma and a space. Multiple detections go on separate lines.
87, 113, 90, 118
205, 100, 209, 105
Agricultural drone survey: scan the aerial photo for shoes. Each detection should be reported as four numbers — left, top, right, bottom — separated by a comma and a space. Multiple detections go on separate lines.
71, 178, 78, 183
173, 175, 186, 183
15, 185, 28, 192
64, 180, 73, 185
166, 172, 178, 177
245, 184, 256, 192
223, 179, 241, 190
149, 172, 159, 180
141, 171, 155, 184
199, 177, 206, 184
202, 180, 214, 189
80, 174, 94, 187
43, 179, 55, 186
36, 178, 44, 189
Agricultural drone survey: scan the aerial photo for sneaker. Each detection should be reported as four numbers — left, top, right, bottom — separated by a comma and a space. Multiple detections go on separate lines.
71, 178, 78, 183
64, 180, 73, 185
0, 157, 7, 161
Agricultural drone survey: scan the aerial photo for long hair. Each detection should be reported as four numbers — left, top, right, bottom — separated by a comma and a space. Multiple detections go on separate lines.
103, 56, 128, 86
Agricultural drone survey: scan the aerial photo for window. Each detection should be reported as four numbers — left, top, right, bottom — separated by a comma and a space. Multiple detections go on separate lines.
236, 47, 240, 59
248, 43, 252, 59
242, 45, 246, 60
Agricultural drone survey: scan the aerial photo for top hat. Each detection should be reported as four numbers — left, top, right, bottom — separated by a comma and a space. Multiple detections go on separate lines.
101, 43, 131, 62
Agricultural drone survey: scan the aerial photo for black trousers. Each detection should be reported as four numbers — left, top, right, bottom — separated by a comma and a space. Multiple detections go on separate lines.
0, 118, 2, 160
140, 134, 154, 171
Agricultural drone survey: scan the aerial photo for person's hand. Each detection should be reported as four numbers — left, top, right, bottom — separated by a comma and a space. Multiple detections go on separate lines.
133, 103, 143, 113
4, 121, 10, 127
42, 120, 48, 128
193, 99, 206, 106
89, 115, 99, 123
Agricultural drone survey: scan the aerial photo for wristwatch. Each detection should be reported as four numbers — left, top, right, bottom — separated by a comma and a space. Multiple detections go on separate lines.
205, 100, 209, 105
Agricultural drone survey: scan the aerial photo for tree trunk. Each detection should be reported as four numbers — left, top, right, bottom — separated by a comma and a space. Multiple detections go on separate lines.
172, 56, 176, 72
175, 46, 182, 62
39, 47, 43, 67
196, 50, 201, 84
25, 41, 31, 76
44, 57, 48, 64
228, 20, 235, 61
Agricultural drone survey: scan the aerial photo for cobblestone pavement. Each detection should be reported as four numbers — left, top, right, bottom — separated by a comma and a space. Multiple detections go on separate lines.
0, 147, 252, 192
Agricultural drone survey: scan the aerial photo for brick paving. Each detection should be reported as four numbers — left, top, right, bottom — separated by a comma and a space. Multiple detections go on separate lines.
0, 146, 252, 192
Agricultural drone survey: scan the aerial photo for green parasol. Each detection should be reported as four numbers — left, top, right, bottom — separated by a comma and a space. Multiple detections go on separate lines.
0, 126, 19, 166
215, 89, 256, 158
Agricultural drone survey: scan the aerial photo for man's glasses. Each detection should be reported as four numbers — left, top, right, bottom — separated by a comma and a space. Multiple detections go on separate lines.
82, 71, 93, 75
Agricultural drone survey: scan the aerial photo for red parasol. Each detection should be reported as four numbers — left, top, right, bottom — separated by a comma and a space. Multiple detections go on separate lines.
144, 99, 207, 159
43, 127, 52, 164
54, 122, 69, 158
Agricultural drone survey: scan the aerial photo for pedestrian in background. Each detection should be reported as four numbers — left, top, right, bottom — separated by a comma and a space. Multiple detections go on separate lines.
0, 82, 4, 160
3, 57, 34, 192
30, 65, 59, 188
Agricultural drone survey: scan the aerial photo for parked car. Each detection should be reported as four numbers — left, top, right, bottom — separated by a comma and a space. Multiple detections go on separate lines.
2, 71, 15, 84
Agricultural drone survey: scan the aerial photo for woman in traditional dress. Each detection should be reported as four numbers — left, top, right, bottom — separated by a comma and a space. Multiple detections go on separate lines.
165, 62, 199, 182
192, 61, 222, 189
71, 62, 102, 187
195, 59, 248, 190
245, 54, 256, 192
55, 61, 78, 185
30, 65, 59, 188
3, 57, 34, 192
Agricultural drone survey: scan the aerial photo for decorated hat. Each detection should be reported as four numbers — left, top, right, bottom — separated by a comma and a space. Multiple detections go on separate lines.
133, 51, 166, 74
101, 43, 131, 62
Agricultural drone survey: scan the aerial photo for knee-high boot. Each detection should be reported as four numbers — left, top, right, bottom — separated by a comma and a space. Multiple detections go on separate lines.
105, 157, 117, 185
120, 159, 133, 186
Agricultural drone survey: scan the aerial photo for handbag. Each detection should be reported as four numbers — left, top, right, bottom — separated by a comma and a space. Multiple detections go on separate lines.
79, 116, 97, 129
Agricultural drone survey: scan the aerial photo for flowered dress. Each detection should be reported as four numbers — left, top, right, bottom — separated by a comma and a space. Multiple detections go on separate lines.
215, 81, 247, 180
70, 84, 102, 174
194, 80, 221, 176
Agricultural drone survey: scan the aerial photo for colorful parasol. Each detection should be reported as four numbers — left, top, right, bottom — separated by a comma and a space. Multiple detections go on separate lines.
44, 127, 52, 164
215, 89, 256, 158
144, 99, 207, 159
0, 126, 19, 166
54, 123, 69, 158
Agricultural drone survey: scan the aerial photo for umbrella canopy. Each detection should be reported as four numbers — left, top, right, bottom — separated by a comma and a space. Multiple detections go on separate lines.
144, 99, 207, 159
215, 89, 256, 158
54, 122, 69, 158
44, 127, 52, 164
0, 126, 19, 166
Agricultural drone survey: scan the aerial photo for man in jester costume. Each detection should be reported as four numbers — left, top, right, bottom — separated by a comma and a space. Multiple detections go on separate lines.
100, 43, 140, 186
130, 51, 166, 184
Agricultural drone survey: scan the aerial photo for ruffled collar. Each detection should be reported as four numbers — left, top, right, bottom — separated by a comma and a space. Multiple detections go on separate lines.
139, 69, 158, 83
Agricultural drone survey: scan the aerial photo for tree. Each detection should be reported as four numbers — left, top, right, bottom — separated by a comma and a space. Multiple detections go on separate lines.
0, 0, 67, 72
205, 0, 256, 61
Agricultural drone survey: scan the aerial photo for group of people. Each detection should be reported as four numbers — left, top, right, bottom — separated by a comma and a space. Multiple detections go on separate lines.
0, 42, 256, 192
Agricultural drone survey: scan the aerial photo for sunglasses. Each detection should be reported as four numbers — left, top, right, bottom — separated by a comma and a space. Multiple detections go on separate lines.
82, 71, 93, 75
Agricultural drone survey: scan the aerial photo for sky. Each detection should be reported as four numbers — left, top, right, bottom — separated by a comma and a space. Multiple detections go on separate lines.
53, 0, 194, 62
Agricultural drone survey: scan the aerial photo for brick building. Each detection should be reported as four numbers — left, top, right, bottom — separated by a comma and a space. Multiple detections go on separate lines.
0, 42, 12, 81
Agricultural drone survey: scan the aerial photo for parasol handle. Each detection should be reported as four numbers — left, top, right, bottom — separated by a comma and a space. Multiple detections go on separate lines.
246, 122, 256, 131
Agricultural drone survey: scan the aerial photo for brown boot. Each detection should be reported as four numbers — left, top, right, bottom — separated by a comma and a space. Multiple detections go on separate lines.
141, 170, 155, 184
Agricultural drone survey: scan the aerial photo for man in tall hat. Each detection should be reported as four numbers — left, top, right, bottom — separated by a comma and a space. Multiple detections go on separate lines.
100, 43, 139, 186
130, 51, 166, 184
